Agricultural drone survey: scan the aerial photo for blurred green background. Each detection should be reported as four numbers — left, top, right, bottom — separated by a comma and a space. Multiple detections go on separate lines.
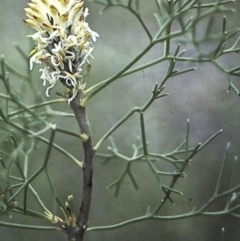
0, 0, 240, 240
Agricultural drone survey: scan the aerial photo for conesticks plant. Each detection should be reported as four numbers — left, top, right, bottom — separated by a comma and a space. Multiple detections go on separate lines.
0, 0, 240, 240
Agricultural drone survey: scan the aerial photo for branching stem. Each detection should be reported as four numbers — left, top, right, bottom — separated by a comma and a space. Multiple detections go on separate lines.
68, 90, 95, 241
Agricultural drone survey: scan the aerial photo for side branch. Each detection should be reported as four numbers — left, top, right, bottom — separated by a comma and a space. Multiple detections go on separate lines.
69, 90, 95, 241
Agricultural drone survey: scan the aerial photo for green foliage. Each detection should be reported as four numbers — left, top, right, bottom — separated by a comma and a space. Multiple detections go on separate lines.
0, 52, 80, 230
0, 0, 240, 240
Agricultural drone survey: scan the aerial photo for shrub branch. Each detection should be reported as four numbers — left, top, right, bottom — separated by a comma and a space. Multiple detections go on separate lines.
68, 90, 95, 241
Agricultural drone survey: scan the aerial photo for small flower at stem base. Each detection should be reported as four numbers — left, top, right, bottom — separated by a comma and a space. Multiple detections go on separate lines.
44, 210, 64, 225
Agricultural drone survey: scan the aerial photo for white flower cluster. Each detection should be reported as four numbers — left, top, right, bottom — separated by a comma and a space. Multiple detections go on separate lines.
24, 0, 99, 102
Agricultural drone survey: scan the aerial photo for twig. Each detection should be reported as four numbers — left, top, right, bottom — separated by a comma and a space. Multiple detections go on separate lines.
68, 90, 95, 241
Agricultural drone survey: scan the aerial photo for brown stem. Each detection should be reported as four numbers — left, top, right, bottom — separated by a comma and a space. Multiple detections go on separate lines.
68, 90, 94, 241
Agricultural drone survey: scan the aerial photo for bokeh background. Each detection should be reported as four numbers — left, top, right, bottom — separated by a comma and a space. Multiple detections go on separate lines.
0, 0, 240, 240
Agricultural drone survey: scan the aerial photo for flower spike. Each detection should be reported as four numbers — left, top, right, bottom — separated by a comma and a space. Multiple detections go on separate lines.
24, 0, 99, 102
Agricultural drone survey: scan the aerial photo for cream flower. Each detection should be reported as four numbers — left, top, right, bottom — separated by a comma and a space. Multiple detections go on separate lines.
24, 0, 99, 102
